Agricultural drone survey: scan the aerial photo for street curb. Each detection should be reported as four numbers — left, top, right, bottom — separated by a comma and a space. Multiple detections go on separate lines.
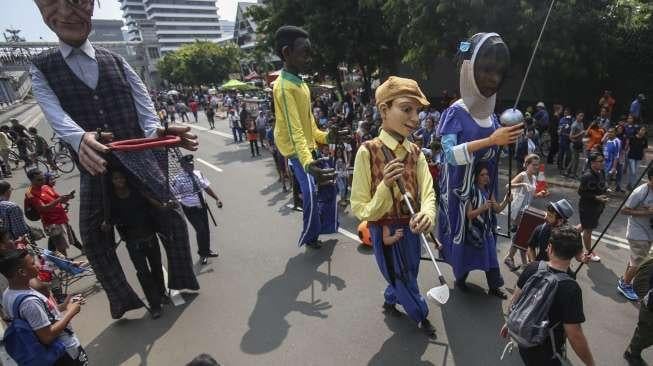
498, 168, 579, 190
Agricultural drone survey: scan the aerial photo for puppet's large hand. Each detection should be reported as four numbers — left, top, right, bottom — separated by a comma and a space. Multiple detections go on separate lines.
157, 125, 198, 151
306, 157, 336, 186
79, 132, 112, 175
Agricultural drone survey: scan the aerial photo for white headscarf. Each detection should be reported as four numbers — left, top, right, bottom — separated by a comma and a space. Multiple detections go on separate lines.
459, 32, 503, 123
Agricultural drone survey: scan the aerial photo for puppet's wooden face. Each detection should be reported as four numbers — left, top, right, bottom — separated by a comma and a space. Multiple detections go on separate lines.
35, 0, 94, 46
380, 97, 421, 138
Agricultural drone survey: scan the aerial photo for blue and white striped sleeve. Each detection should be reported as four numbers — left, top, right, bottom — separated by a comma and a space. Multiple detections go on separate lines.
441, 133, 472, 165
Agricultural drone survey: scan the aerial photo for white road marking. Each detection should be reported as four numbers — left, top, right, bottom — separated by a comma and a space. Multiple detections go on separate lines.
182, 123, 208, 131
208, 130, 233, 139
161, 265, 185, 306
182, 122, 237, 139
196, 158, 223, 172
592, 231, 628, 244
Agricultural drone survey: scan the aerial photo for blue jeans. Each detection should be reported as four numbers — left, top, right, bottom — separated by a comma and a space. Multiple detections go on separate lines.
232, 127, 242, 142
629, 159, 641, 187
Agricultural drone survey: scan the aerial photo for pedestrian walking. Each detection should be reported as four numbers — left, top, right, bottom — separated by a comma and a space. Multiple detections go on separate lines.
228, 110, 242, 143
623, 268, 653, 365
557, 107, 573, 172
547, 104, 562, 165
567, 112, 586, 178
500, 226, 595, 366
617, 168, 653, 301
526, 199, 574, 262
256, 111, 268, 148
630, 94, 645, 122
177, 101, 189, 123
504, 154, 549, 271
0, 181, 30, 241
578, 152, 608, 263
0, 126, 12, 177
105, 169, 168, 318
627, 127, 647, 190
247, 120, 260, 157
603, 127, 623, 192
172, 155, 223, 265
166, 102, 176, 123
206, 105, 216, 130
189, 99, 199, 123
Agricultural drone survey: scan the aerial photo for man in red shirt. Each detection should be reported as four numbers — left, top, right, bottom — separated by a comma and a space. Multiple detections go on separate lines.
26, 169, 75, 257
189, 99, 199, 123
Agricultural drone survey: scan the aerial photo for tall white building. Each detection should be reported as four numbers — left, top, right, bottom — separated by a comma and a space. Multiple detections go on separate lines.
118, 0, 222, 53
119, 0, 147, 41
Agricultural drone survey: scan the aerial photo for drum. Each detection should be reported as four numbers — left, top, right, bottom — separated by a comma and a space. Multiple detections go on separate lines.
633, 258, 653, 299
513, 206, 546, 250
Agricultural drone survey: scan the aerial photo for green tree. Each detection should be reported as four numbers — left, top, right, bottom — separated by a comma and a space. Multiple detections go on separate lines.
157, 41, 243, 86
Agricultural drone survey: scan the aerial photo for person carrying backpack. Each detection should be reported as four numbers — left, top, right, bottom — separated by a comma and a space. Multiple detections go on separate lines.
0, 249, 88, 365
500, 226, 595, 366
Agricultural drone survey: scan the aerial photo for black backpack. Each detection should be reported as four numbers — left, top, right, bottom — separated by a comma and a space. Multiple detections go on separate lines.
24, 193, 41, 222
507, 262, 573, 348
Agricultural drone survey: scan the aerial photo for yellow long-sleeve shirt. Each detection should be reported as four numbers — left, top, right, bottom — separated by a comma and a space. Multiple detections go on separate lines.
273, 70, 328, 170
351, 130, 436, 228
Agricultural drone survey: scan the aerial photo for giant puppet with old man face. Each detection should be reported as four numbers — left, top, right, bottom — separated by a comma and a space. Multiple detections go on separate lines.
436, 33, 522, 299
31, 0, 199, 319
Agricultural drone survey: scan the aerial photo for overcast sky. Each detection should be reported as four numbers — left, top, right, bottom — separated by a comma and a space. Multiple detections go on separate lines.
0, 0, 240, 42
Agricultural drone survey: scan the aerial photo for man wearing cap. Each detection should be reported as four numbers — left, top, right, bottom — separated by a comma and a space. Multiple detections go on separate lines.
630, 94, 646, 122
272, 25, 341, 249
527, 199, 574, 262
173, 155, 223, 265
30, 0, 199, 318
534, 102, 549, 135
351, 76, 437, 338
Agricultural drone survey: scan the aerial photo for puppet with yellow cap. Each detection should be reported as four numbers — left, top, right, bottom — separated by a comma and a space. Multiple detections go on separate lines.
351, 76, 437, 339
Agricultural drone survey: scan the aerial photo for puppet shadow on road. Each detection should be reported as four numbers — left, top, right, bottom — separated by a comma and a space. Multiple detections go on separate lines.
85, 293, 198, 366
367, 314, 446, 366
442, 283, 523, 366
240, 239, 346, 355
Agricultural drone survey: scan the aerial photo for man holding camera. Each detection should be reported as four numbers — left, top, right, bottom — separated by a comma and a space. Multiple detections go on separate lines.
619, 167, 653, 301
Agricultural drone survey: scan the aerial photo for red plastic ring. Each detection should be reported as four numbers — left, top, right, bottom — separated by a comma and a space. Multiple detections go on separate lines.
107, 135, 181, 152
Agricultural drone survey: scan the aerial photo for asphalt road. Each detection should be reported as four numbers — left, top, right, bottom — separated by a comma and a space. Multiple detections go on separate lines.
1, 106, 650, 366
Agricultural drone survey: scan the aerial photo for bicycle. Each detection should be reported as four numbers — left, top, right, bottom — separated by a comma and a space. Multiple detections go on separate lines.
50, 146, 76, 174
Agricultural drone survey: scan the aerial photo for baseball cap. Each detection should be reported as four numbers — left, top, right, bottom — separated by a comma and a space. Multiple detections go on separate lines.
536, 102, 545, 108
375, 76, 430, 108
548, 199, 574, 220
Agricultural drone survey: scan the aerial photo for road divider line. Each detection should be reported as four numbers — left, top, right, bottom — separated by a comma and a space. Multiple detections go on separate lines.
208, 130, 233, 139
161, 265, 185, 306
182, 123, 208, 131
196, 158, 223, 172
592, 231, 628, 244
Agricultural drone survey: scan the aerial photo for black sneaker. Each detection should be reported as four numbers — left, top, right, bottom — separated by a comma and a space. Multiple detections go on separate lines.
420, 319, 437, 339
205, 251, 219, 258
382, 302, 402, 317
305, 240, 322, 249
489, 288, 508, 300
455, 280, 469, 293
624, 350, 646, 366
200, 257, 208, 265
150, 306, 162, 319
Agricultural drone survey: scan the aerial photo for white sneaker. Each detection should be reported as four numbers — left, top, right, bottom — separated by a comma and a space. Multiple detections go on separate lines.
588, 252, 601, 262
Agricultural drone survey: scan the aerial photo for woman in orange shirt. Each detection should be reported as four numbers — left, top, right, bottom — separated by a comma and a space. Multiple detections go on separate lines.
586, 120, 605, 153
